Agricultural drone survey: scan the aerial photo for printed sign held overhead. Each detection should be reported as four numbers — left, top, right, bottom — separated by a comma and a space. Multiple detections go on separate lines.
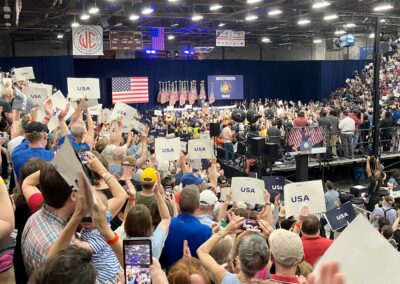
231, 177, 265, 205
188, 139, 213, 160
324, 202, 357, 231
67, 78, 100, 99
22, 83, 52, 105
155, 137, 181, 162
14, 67, 35, 81
263, 176, 285, 201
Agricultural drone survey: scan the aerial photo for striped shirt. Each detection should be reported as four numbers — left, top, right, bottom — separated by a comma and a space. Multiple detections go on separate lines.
80, 228, 120, 284
21, 206, 68, 275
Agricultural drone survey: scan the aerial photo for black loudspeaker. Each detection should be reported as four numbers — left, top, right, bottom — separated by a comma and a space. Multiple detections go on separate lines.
210, 123, 220, 137
264, 143, 279, 164
249, 137, 265, 156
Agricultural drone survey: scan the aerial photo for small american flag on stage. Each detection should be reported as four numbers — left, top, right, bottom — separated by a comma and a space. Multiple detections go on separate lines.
112, 77, 149, 104
308, 126, 326, 145
287, 128, 303, 149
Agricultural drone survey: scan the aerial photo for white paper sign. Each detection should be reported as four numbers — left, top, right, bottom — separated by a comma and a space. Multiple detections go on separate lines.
166, 106, 174, 111
2, 78, 13, 87
46, 91, 75, 132
72, 25, 104, 56
111, 102, 138, 132
314, 215, 400, 284
180, 141, 187, 152
283, 180, 326, 218
155, 137, 180, 161
200, 131, 211, 140
220, 187, 232, 201
131, 119, 146, 134
188, 139, 213, 160
22, 83, 52, 105
14, 67, 35, 81
67, 78, 100, 99
231, 177, 265, 205
88, 104, 102, 116
185, 104, 192, 109
154, 110, 162, 116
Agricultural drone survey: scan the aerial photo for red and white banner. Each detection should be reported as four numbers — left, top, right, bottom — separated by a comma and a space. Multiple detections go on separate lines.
72, 25, 104, 56
216, 30, 245, 47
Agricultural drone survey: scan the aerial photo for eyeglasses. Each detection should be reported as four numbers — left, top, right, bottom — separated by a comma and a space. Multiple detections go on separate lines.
121, 164, 135, 167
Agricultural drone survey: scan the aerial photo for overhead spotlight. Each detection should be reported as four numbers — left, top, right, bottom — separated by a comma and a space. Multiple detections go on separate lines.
380, 19, 387, 23
71, 21, 80, 28
298, 19, 311, 25
312, 1, 331, 9
261, 37, 271, 43
344, 23, 356, 28
129, 14, 139, 21
80, 13, 90, 20
245, 14, 258, 21
168, 0, 179, 2
171, 23, 179, 27
373, 3, 394, 11
323, 14, 338, 21
168, 35, 175, 40
57, 33, 64, 39
268, 9, 282, 16
247, 0, 262, 4
334, 30, 346, 35
218, 23, 225, 27
210, 4, 223, 11
313, 39, 323, 43
184, 50, 190, 54
142, 7, 154, 15
369, 33, 375, 38
192, 14, 203, 21
88, 7, 99, 14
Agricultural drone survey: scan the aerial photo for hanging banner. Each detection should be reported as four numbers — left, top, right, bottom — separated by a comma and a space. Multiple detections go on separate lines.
231, 177, 265, 205
22, 83, 52, 105
188, 139, 213, 160
155, 137, 180, 162
216, 30, 245, 47
72, 25, 104, 56
284, 180, 326, 218
207, 75, 244, 100
67, 78, 100, 99
263, 176, 286, 201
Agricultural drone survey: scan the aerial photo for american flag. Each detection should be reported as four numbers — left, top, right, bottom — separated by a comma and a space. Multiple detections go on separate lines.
179, 87, 186, 106
151, 27, 165, 51
308, 126, 326, 145
170, 82, 179, 106
209, 83, 215, 104
189, 82, 197, 105
199, 81, 206, 100
287, 128, 303, 149
112, 77, 149, 104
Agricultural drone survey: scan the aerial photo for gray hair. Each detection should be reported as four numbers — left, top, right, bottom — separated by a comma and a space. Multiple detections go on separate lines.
210, 236, 233, 265
238, 235, 270, 277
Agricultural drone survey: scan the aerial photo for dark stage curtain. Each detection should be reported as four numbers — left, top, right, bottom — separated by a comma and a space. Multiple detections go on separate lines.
0, 56, 370, 111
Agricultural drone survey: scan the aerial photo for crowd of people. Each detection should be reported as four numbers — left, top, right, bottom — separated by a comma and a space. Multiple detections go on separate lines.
0, 51, 399, 284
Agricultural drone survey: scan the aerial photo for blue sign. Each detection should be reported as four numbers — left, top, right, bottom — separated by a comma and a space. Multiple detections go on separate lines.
207, 75, 244, 100
263, 176, 285, 202
324, 202, 356, 231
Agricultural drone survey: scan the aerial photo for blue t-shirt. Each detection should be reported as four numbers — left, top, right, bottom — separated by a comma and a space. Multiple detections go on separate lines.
12, 139, 54, 180
162, 213, 212, 269
58, 134, 90, 152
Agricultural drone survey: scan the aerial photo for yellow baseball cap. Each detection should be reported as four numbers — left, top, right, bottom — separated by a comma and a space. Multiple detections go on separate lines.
140, 167, 157, 185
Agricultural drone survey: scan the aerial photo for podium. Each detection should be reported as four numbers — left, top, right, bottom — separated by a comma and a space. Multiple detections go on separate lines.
290, 147, 327, 182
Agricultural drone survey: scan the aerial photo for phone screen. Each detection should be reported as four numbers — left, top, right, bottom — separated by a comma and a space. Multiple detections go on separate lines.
241, 219, 261, 232
123, 238, 152, 284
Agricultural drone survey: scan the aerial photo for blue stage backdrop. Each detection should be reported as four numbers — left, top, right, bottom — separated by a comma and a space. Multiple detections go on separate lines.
0, 56, 369, 112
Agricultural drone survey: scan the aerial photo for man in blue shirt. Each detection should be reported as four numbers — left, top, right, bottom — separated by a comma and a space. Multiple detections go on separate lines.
161, 185, 212, 269
12, 121, 54, 180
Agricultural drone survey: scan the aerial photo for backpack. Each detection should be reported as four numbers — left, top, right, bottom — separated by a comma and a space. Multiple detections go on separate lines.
382, 207, 395, 218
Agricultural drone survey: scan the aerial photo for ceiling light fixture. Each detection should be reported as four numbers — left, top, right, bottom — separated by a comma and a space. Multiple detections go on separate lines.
168, 35, 175, 40
168, 0, 179, 2
313, 39, 322, 43
80, 13, 90, 20
218, 23, 225, 27
57, 33, 64, 39
312, 1, 331, 9
268, 9, 282, 16
261, 37, 271, 43
369, 33, 375, 38
373, 3, 394, 11
245, 14, 258, 21
210, 4, 223, 11
323, 14, 338, 21
380, 19, 387, 23
171, 23, 179, 27
344, 23, 356, 28
298, 19, 311, 25
142, 7, 154, 15
247, 0, 262, 4
192, 14, 203, 21
334, 30, 346, 35
129, 14, 139, 21
71, 21, 80, 28
88, 7, 99, 14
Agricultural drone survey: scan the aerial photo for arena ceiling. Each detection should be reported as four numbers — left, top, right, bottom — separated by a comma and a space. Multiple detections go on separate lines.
1, 0, 399, 46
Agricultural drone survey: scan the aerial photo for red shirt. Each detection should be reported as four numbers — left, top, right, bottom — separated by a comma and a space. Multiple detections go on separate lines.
293, 117, 308, 128
301, 235, 333, 265
28, 193, 44, 214
269, 274, 300, 283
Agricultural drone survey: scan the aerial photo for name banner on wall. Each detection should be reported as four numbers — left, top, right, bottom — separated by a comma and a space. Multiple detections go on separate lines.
207, 75, 243, 100
72, 25, 104, 56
